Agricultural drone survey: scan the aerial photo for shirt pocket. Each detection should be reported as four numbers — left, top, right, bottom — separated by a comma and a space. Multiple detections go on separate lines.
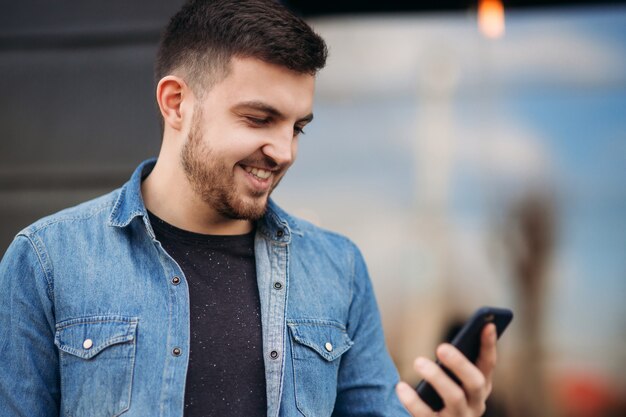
54, 315, 138, 417
287, 319, 354, 417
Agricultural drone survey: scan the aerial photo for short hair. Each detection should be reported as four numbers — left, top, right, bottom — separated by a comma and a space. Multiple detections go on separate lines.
155, 0, 328, 94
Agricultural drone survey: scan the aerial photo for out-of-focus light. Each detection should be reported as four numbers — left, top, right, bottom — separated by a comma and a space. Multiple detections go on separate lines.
478, 0, 505, 39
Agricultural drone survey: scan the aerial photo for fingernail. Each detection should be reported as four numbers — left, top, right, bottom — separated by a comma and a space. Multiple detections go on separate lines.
415, 357, 427, 370
397, 381, 411, 394
438, 344, 452, 359
396, 382, 413, 401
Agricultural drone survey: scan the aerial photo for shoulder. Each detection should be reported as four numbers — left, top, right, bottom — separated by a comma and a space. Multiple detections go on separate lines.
292, 215, 357, 252
268, 201, 364, 275
18, 188, 121, 239
3, 188, 121, 294
271, 202, 358, 254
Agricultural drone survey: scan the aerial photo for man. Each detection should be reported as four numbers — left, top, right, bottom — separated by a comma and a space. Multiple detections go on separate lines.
0, 1, 497, 416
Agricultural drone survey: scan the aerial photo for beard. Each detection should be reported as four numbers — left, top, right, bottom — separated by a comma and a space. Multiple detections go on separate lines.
180, 108, 275, 221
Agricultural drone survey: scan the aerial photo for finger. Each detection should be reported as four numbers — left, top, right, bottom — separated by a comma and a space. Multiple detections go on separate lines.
396, 381, 436, 417
436, 343, 487, 408
414, 356, 467, 414
475, 323, 497, 390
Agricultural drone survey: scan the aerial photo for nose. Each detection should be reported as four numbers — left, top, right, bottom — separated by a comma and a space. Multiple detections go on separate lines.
262, 130, 296, 167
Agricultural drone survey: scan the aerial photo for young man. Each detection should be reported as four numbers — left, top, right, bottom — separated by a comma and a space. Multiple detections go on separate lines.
0, 1, 497, 416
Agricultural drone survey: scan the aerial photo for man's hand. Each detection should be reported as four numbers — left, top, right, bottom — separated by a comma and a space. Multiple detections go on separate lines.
395, 323, 497, 417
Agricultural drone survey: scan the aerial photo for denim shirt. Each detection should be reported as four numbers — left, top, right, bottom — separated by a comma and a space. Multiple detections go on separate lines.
0, 160, 410, 417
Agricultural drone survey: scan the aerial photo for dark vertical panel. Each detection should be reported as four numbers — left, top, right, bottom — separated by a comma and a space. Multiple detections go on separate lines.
0, 0, 184, 253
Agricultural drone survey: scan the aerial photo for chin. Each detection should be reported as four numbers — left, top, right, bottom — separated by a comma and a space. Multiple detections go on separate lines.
224, 195, 270, 221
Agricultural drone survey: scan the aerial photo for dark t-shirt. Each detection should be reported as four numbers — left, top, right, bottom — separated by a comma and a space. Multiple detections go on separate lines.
149, 212, 267, 417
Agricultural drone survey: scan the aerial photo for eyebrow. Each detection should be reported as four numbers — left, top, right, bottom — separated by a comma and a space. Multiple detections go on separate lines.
232, 100, 314, 124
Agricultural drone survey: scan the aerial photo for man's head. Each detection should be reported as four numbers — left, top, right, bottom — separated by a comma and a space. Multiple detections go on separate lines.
152, 0, 327, 225
155, 0, 327, 97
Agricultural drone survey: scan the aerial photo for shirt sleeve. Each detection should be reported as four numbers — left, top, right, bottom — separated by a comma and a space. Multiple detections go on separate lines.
331, 244, 411, 417
0, 234, 60, 416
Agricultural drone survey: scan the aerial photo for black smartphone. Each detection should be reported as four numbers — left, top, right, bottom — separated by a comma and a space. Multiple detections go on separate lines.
415, 306, 513, 412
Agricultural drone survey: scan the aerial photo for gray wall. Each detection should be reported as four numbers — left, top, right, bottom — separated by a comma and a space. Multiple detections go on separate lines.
0, 1, 185, 253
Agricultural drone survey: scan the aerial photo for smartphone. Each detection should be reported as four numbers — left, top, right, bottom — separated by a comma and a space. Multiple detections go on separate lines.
415, 306, 513, 411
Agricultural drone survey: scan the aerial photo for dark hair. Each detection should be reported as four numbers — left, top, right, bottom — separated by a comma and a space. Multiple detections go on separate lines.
155, 0, 328, 94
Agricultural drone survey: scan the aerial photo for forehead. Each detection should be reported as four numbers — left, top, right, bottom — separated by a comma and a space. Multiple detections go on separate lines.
199, 57, 316, 118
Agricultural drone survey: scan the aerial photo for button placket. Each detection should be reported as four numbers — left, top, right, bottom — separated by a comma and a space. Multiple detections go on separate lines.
259, 230, 290, 417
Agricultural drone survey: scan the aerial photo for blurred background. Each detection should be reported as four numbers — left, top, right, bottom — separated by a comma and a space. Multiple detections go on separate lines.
1, 1, 625, 416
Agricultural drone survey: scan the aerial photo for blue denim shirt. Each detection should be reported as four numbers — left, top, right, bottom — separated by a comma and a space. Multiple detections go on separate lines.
0, 159, 410, 417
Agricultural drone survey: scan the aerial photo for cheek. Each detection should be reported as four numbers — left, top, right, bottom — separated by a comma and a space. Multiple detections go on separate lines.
217, 130, 266, 161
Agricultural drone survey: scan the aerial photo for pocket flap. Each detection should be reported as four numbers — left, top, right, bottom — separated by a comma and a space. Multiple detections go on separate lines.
54, 315, 138, 360
288, 320, 353, 361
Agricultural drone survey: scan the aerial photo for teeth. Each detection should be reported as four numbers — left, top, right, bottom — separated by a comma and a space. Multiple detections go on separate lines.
243, 165, 271, 180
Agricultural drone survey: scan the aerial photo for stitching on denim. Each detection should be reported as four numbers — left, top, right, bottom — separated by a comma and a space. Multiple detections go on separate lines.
287, 322, 354, 360
27, 199, 115, 234
348, 241, 357, 309
113, 331, 137, 416
55, 319, 138, 360
108, 185, 127, 226
17, 233, 55, 302
57, 334, 135, 358
290, 334, 308, 417
275, 242, 290, 417
287, 319, 348, 330
56, 315, 138, 329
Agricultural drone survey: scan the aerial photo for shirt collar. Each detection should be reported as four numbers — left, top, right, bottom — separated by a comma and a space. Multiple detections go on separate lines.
108, 158, 155, 229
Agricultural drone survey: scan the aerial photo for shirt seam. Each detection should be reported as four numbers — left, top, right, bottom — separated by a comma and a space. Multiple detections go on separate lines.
24, 199, 116, 235
16, 233, 55, 303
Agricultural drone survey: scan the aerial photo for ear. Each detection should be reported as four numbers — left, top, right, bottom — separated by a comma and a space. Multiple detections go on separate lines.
156, 75, 192, 131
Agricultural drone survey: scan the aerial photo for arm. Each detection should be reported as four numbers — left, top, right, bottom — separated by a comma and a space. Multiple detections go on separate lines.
0, 235, 60, 416
332, 245, 411, 416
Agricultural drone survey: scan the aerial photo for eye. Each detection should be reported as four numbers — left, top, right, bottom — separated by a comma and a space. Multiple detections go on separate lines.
246, 116, 270, 126
293, 125, 306, 136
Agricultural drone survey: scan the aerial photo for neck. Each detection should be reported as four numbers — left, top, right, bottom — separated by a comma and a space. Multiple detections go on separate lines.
141, 155, 254, 236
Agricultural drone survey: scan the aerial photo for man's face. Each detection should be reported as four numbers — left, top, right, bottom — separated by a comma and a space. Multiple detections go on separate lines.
180, 57, 315, 221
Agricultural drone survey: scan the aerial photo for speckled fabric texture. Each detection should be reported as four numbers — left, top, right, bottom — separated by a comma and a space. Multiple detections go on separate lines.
149, 211, 266, 417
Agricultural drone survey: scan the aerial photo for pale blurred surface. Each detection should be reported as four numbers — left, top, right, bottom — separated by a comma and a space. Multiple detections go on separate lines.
1, 2, 625, 416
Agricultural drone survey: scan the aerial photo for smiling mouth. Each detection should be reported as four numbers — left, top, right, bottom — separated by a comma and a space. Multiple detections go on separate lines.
242, 165, 272, 180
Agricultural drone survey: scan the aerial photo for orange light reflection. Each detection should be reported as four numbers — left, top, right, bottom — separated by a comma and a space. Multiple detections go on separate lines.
478, 0, 505, 39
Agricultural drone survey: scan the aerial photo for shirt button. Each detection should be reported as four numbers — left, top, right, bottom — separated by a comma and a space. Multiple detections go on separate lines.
83, 339, 93, 350
276, 230, 284, 238
273, 282, 283, 290
325, 342, 333, 352
172, 347, 182, 357
171, 276, 181, 285
270, 350, 279, 360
